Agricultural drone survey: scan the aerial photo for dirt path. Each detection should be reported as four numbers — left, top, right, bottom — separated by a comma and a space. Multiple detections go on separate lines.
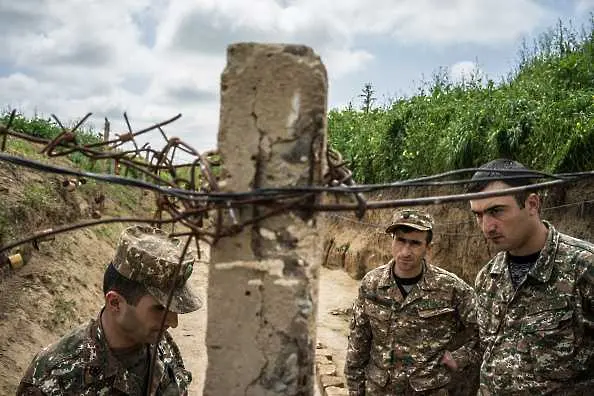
316, 267, 359, 379
168, 259, 209, 395
170, 260, 359, 394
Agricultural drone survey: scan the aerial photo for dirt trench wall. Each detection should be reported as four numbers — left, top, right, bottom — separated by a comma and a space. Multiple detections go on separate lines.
322, 180, 594, 285
0, 157, 153, 394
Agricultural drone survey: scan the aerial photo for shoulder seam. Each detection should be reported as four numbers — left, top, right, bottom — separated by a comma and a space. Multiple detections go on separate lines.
558, 235, 594, 255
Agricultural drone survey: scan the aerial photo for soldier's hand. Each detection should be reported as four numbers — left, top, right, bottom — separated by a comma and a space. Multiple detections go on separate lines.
440, 350, 458, 371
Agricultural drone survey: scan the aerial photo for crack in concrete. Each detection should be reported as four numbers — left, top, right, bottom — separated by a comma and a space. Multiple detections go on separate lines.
251, 91, 265, 259
244, 281, 269, 396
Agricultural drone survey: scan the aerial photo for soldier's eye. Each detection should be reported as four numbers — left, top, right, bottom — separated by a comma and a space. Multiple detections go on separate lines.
488, 207, 504, 216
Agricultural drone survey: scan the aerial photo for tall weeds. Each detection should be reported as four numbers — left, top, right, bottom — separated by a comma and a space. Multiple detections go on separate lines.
329, 17, 594, 183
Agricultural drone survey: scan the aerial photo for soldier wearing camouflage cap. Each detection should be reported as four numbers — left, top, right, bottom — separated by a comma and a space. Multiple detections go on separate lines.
468, 159, 594, 395
17, 225, 202, 396
345, 209, 480, 395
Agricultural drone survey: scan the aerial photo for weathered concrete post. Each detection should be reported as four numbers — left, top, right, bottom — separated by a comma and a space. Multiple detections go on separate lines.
204, 43, 327, 396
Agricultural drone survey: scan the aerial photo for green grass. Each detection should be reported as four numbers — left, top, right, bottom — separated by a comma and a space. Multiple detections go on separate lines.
93, 223, 125, 242
22, 183, 57, 211
328, 17, 594, 183
5, 138, 44, 160
1, 110, 213, 195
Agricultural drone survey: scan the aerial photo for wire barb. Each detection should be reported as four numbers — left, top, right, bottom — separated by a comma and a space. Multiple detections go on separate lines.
0, 109, 593, 396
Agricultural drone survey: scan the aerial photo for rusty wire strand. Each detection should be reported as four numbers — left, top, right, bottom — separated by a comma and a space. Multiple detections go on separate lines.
0, 215, 188, 253
1, 151, 592, 201
0, 110, 17, 151
148, 234, 194, 395
122, 112, 141, 155
1, 111, 594, 396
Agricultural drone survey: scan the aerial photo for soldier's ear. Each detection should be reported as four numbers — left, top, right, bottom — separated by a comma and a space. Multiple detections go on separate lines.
525, 193, 541, 215
105, 291, 124, 312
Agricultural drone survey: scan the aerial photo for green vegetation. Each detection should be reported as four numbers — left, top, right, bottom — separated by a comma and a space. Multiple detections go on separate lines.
93, 223, 126, 242
5, 138, 45, 160
0, 112, 107, 171
0, 112, 206, 189
329, 18, 594, 183
0, 112, 102, 145
22, 183, 57, 211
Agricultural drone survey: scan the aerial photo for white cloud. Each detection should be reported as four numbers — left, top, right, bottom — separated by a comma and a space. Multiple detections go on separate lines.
577, 0, 594, 12
381, 0, 550, 44
449, 61, 484, 83
0, 0, 557, 155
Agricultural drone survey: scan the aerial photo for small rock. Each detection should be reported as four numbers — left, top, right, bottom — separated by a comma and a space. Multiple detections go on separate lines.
39, 274, 54, 285
316, 354, 332, 365
316, 348, 333, 360
329, 307, 352, 316
325, 386, 349, 396
316, 363, 336, 376
321, 375, 344, 388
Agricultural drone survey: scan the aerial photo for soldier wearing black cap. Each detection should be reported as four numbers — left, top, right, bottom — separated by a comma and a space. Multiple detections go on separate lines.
345, 209, 479, 395
17, 225, 202, 396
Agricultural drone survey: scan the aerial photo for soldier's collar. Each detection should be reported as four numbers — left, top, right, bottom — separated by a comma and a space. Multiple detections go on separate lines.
526, 221, 556, 283
490, 221, 556, 283
417, 262, 431, 290
82, 310, 148, 394
382, 259, 427, 288
379, 260, 395, 288
489, 253, 507, 275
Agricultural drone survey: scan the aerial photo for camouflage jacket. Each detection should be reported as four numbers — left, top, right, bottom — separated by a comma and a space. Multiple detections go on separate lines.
345, 261, 479, 395
16, 311, 192, 396
475, 222, 594, 395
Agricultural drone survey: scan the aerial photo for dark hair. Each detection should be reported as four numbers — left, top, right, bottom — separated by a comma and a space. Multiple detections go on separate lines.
466, 158, 538, 207
392, 225, 433, 244
103, 263, 147, 306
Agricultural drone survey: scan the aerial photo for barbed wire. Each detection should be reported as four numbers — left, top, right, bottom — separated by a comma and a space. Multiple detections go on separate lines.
324, 198, 594, 237
1, 110, 593, 395
1, 110, 594, 252
4, 152, 592, 201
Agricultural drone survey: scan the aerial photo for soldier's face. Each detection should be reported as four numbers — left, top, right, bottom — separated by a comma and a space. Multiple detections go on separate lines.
391, 229, 429, 276
119, 294, 179, 344
469, 181, 539, 254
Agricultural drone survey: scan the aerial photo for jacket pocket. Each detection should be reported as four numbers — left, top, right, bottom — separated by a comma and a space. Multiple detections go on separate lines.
365, 301, 392, 340
409, 369, 451, 392
519, 298, 575, 380
417, 307, 455, 318
520, 298, 572, 333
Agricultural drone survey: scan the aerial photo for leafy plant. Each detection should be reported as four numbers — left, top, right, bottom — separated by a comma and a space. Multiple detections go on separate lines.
328, 17, 594, 183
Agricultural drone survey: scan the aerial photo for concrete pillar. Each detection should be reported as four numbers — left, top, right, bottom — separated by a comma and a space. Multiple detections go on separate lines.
204, 43, 327, 396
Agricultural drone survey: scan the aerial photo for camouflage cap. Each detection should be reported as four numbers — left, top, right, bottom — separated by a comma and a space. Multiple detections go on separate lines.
112, 225, 202, 314
385, 209, 434, 234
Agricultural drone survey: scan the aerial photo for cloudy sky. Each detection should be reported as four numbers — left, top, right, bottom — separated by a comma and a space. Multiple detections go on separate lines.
1, 0, 592, 154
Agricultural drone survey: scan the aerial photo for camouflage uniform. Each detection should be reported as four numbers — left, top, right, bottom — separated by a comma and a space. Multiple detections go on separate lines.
16, 225, 202, 395
475, 221, 594, 395
16, 315, 192, 395
345, 210, 479, 395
